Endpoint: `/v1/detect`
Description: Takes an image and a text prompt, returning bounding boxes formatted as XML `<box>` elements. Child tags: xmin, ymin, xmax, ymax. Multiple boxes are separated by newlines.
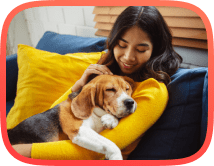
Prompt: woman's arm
<box><xmin>30</xmin><ymin>78</ymin><xmax>168</xmax><ymax>160</ymax></box>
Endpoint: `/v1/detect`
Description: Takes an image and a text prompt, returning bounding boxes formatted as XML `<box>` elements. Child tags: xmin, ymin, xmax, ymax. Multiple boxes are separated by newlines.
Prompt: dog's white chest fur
<box><xmin>82</xmin><ymin>107</ymin><xmax>106</xmax><ymax>133</ymax></box>
<box><xmin>82</xmin><ymin>107</ymin><xmax>115</xmax><ymax>133</ymax></box>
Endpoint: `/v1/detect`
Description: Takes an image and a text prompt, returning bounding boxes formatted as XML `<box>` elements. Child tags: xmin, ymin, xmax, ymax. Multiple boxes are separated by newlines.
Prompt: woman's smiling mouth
<box><xmin>122</xmin><ymin>62</ymin><xmax>135</xmax><ymax>69</ymax></box>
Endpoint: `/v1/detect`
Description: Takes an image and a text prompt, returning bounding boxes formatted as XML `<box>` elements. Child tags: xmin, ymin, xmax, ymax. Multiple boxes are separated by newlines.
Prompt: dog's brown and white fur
<box><xmin>8</xmin><ymin>75</ymin><xmax>137</xmax><ymax>160</ymax></box>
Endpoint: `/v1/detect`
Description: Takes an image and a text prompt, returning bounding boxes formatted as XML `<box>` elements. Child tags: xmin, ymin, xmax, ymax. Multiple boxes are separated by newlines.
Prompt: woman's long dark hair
<box><xmin>97</xmin><ymin>6</ymin><xmax>183</xmax><ymax>86</ymax></box>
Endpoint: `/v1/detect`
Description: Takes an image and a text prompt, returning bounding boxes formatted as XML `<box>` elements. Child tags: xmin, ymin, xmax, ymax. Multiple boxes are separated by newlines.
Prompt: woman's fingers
<box><xmin>81</xmin><ymin>64</ymin><xmax>113</xmax><ymax>86</ymax></box>
<box><xmin>85</xmin><ymin>68</ymin><xmax>105</xmax><ymax>76</ymax></box>
<box><xmin>72</xmin><ymin>64</ymin><xmax>113</xmax><ymax>92</ymax></box>
<box><xmin>88</xmin><ymin>64</ymin><xmax>113</xmax><ymax>75</ymax></box>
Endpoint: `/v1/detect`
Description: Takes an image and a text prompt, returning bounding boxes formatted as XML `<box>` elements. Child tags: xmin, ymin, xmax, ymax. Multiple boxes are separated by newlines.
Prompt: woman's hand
<box><xmin>81</xmin><ymin>64</ymin><xmax>113</xmax><ymax>84</ymax></box>
<box><xmin>72</xmin><ymin>64</ymin><xmax>113</xmax><ymax>92</ymax></box>
<box><xmin>12</xmin><ymin>144</ymin><xmax>32</xmax><ymax>158</ymax></box>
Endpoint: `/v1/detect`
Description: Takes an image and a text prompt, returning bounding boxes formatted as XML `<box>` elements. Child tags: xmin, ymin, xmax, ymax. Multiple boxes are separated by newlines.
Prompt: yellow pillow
<box><xmin>7</xmin><ymin>44</ymin><xmax>104</xmax><ymax>129</ymax></box>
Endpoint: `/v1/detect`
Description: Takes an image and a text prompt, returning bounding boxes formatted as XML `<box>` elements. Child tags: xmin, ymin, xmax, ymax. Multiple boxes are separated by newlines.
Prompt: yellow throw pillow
<box><xmin>7</xmin><ymin>44</ymin><xmax>104</xmax><ymax>129</ymax></box>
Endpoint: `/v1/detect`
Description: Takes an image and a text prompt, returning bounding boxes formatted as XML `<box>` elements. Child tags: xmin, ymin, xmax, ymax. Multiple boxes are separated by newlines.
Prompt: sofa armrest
<box><xmin>200</xmin><ymin>70</ymin><xmax>208</xmax><ymax>146</ymax></box>
<box><xmin>6</xmin><ymin>53</ymin><xmax>18</xmax><ymax>101</ymax></box>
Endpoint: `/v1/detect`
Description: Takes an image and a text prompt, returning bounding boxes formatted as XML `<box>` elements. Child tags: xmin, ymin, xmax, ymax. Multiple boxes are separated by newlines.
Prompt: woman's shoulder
<box><xmin>132</xmin><ymin>78</ymin><xmax>168</xmax><ymax>99</ymax></box>
<box><xmin>134</xmin><ymin>78</ymin><xmax>166</xmax><ymax>88</ymax></box>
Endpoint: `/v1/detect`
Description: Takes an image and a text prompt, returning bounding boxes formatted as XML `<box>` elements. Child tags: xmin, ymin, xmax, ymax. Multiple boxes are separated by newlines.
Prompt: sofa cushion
<box><xmin>201</xmin><ymin>70</ymin><xmax>208</xmax><ymax>146</ymax></box>
<box><xmin>128</xmin><ymin>67</ymin><xmax>208</xmax><ymax>160</ymax></box>
<box><xmin>36</xmin><ymin>31</ymin><xmax>107</xmax><ymax>54</ymax></box>
<box><xmin>6</xmin><ymin>53</ymin><xmax>19</xmax><ymax>116</ymax></box>
<box><xmin>7</xmin><ymin>44</ymin><xmax>104</xmax><ymax>129</ymax></box>
<box><xmin>6</xmin><ymin>100</ymin><xmax>15</xmax><ymax>116</ymax></box>
<box><xmin>6</xmin><ymin>53</ymin><xmax>18</xmax><ymax>102</ymax></box>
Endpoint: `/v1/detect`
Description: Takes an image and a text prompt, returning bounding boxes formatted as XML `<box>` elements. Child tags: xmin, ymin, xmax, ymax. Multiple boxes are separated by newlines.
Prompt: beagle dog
<box><xmin>8</xmin><ymin>75</ymin><xmax>137</xmax><ymax>160</ymax></box>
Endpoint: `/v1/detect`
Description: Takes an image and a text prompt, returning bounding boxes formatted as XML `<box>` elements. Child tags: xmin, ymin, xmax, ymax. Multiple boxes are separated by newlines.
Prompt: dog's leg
<box><xmin>72</xmin><ymin>126</ymin><xmax>123</xmax><ymax>160</ymax></box>
<box><xmin>101</xmin><ymin>114</ymin><xmax>119</xmax><ymax>129</ymax></box>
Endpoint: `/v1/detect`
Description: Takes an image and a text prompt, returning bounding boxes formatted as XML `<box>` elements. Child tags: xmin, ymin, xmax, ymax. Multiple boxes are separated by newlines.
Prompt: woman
<box><xmin>12</xmin><ymin>6</ymin><xmax>182</xmax><ymax>159</ymax></box>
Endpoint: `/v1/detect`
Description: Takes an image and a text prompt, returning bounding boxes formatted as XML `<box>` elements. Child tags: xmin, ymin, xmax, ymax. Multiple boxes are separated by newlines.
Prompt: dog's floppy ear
<box><xmin>70</xmin><ymin>84</ymin><xmax>96</xmax><ymax>119</ymax></box>
<box><xmin>122</xmin><ymin>76</ymin><xmax>135</xmax><ymax>90</ymax></box>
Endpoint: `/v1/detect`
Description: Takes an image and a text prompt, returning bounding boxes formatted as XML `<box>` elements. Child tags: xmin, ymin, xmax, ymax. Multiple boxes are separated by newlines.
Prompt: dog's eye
<box><xmin>106</xmin><ymin>88</ymin><xmax>116</xmax><ymax>92</ymax></box>
<box><xmin>126</xmin><ymin>86</ymin><xmax>130</xmax><ymax>91</ymax></box>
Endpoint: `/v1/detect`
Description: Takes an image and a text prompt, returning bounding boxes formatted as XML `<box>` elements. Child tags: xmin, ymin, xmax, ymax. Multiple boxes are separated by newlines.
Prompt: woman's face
<box><xmin>113</xmin><ymin>26</ymin><xmax>153</xmax><ymax>76</ymax></box>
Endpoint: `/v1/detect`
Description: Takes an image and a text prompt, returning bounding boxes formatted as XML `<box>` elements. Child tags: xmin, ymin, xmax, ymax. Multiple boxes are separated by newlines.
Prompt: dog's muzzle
<box><xmin>115</xmin><ymin>97</ymin><xmax>137</xmax><ymax>118</ymax></box>
<box><xmin>124</xmin><ymin>98</ymin><xmax>136</xmax><ymax>114</ymax></box>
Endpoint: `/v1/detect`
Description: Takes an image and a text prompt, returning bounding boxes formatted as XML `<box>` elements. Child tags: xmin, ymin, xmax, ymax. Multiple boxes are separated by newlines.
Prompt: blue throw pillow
<box><xmin>36</xmin><ymin>31</ymin><xmax>107</xmax><ymax>54</ymax></box>
<box><xmin>128</xmin><ymin>67</ymin><xmax>208</xmax><ymax>160</ymax></box>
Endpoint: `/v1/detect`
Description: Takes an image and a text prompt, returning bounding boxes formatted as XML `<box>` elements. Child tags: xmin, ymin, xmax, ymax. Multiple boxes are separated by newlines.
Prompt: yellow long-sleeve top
<box><xmin>29</xmin><ymin>78</ymin><xmax>168</xmax><ymax>160</ymax></box>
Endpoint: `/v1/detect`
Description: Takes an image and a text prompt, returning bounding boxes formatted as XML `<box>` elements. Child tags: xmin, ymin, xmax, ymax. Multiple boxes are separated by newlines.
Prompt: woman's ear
<box><xmin>70</xmin><ymin>84</ymin><xmax>96</xmax><ymax>119</ymax></box>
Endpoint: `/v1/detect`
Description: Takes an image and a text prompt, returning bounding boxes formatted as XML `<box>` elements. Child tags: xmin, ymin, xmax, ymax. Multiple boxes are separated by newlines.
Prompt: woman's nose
<box><xmin>124</xmin><ymin>48</ymin><xmax>136</xmax><ymax>61</ymax></box>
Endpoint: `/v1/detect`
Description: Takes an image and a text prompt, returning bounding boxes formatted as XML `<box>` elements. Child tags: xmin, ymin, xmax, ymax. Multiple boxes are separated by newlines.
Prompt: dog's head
<box><xmin>70</xmin><ymin>75</ymin><xmax>137</xmax><ymax>119</ymax></box>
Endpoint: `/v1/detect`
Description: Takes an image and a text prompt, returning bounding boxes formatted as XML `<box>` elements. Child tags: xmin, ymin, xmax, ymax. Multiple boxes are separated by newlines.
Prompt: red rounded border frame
<box><xmin>1</xmin><ymin>0</ymin><xmax>213</xmax><ymax>166</ymax></box>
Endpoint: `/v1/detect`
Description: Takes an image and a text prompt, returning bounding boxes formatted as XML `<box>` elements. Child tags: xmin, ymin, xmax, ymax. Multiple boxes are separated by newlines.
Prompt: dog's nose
<box><xmin>124</xmin><ymin>99</ymin><xmax>134</xmax><ymax>109</ymax></box>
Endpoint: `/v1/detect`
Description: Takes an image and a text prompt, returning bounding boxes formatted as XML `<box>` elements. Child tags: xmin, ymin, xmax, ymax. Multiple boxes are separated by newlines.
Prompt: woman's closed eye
<box><xmin>118</xmin><ymin>43</ymin><xmax>127</xmax><ymax>48</ymax></box>
<box><xmin>137</xmin><ymin>49</ymin><xmax>146</xmax><ymax>53</ymax></box>
<box><xmin>118</xmin><ymin>41</ymin><xmax>148</xmax><ymax>52</ymax></box>
<box><xmin>118</xmin><ymin>45</ymin><xmax>147</xmax><ymax>53</ymax></box>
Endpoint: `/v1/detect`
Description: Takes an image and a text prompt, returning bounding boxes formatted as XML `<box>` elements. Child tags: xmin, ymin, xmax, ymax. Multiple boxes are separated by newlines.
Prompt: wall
<box><xmin>7</xmin><ymin>6</ymin><xmax>97</xmax><ymax>55</ymax></box>
<box><xmin>6</xmin><ymin>10</ymin><xmax>32</xmax><ymax>56</ymax></box>
<box><xmin>23</xmin><ymin>6</ymin><xmax>97</xmax><ymax>47</ymax></box>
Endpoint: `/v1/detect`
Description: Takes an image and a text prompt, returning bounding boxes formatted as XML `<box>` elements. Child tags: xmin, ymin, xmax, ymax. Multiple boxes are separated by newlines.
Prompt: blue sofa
<box><xmin>6</xmin><ymin>31</ymin><xmax>208</xmax><ymax>160</ymax></box>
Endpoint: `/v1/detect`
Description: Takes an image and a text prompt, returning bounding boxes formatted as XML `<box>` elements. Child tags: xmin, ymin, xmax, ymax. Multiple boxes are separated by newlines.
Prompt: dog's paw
<box><xmin>105</xmin><ymin>146</ymin><xmax>123</xmax><ymax>160</ymax></box>
<box><xmin>107</xmin><ymin>153</ymin><xmax>123</xmax><ymax>160</ymax></box>
<box><xmin>101</xmin><ymin>114</ymin><xmax>119</xmax><ymax>129</ymax></box>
